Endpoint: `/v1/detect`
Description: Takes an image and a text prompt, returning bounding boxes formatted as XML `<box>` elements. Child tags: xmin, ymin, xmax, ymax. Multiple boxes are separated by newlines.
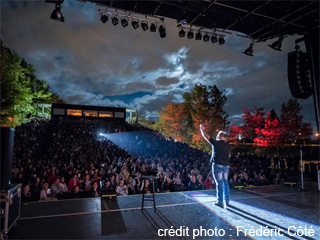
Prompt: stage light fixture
<box><xmin>121</xmin><ymin>18</ymin><xmax>128</xmax><ymax>27</ymax></box>
<box><xmin>141</xmin><ymin>21</ymin><xmax>148</xmax><ymax>31</ymax></box>
<box><xmin>132</xmin><ymin>19</ymin><xmax>139</xmax><ymax>29</ymax></box>
<box><xmin>179</xmin><ymin>29</ymin><xmax>185</xmax><ymax>38</ymax></box>
<box><xmin>218</xmin><ymin>36</ymin><xmax>225</xmax><ymax>45</ymax></box>
<box><xmin>196</xmin><ymin>32</ymin><xmax>202</xmax><ymax>41</ymax></box>
<box><xmin>268</xmin><ymin>36</ymin><xmax>285</xmax><ymax>51</ymax></box>
<box><xmin>100</xmin><ymin>14</ymin><xmax>108</xmax><ymax>23</ymax></box>
<box><xmin>159</xmin><ymin>25</ymin><xmax>166</xmax><ymax>38</ymax></box>
<box><xmin>203</xmin><ymin>33</ymin><xmax>210</xmax><ymax>42</ymax></box>
<box><xmin>187</xmin><ymin>31</ymin><xmax>194</xmax><ymax>39</ymax></box>
<box><xmin>211</xmin><ymin>35</ymin><xmax>217</xmax><ymax>43</ymax></box>
<box><xmin>242</xmin><ymin>43</ymin><xmax>254</xmax><ymax>56</ymax></box>
<box><xmin>50</xmin><ymin>3</ymin><xmax>64</xmax><ymax>22</ymax></box>
<box><xmin>150</xmin><ymin>22</ymin><xmax>157</xmax><ymax>32</ymax></box>
<box><xmin>112</xmin><ymin>16</ymin><xmax>119</xmax><ymax>26</ymax></box>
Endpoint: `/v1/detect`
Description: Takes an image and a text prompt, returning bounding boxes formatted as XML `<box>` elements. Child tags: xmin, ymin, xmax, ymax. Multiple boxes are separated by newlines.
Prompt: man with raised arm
<box><xmin>200</xmin><ymin>124</ymin><xmax>232</xmax><ymax>208</ymax></box>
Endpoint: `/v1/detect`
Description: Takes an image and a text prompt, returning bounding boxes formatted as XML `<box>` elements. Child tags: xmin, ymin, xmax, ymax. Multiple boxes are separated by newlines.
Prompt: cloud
<box><xmin>155</xmin><ymin>77</ymin><xmax>180</xmax><ymax>86</ymax></box>
<box><xmin>1</xmin><ymin>0</ymin><xmax>315</xmax><ymax>129</ymax></box>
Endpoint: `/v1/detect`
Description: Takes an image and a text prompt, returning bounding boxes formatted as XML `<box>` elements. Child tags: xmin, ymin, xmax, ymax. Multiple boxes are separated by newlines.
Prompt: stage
<box><xmin>9</xmin><ymin>185</ymin><xmax>320</xmax><ymax>239</ymax></box>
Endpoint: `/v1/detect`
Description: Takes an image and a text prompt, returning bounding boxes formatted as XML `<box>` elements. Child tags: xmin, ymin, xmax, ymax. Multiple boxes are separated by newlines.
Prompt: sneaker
<box><xmin>214</xmin><ymin>201</ymin><xmax>224</xmax><ymax>208</ymax></box>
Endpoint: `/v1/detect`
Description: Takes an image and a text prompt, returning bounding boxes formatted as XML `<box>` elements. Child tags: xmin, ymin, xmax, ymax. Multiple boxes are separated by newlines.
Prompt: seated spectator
<box><xmin>59</xmin><ymin>177</ymin><xmax>69</xmax><ymax>193</ymax></box>
<box><xmin>197</xmin><ymin>175</ymin><xmax>204</xmax><ymax>190</ymax></box>
<box><xmin>47</xmin><ymin>171</ymin><xmax>57</xmax><ymax>186</ymax></box>
<box><xmin>204</xmin><ymin>175</ymin><xmax>216</xmax><ymax>190</ymax></box>
<box><xmin>81</xmin><ymin>174</ymin><xmax>92</xmax><ymax>197</ymax></box>
<box><xmin>51</xmin><ymin>178</ymin><xmax>63</xmax><ymax>199</ymax></box>
<box><xmin>273</xmin><ymin>172</ymin><xmax>283</xmax><ymax>185</ymax></box>
<box><xmin>22</xmin><ymin>184</ymin><xmax>34</xmax><ymax>202</ymax></box>
<box><xmin>242</xmin><ymin>173</ymin><xmax>254</xmax><ymax>187</ymax></box>
<box><xmin>31</xmin><ymin>177</ymin><xmax>42</xmax><ymax>201</ymax></box>
<box><xmin>71</xmin><ymin>186</ymin><xmax>83</xmax><ymax>199</ymax></box>
<box><xmin>68</xmin><ymin>174</ymin><xmax>79</xmax><ymax>192</ymax></box>
<box><xmin>162</xmin><ymin>176</ymin><xmax>173</xmax><ymax>192</ymax></box>
<box><xmin>128</xmin><ymin>179</ymin><xmax>138</xmax><ymax>195</ymax></box>
<box><xmin>110</xmin><ymin>175</ymin><xmax>118</xmax><ymax>190</ymax></box>
<box><xmin>188</xmin><ymin>175</ymin><xmax>202</xmax><ymax>191</ymax></box>
<box><xmin>156</xmin><ymin>172</ymin><xmax>164</xmax><ymax>190</ymax></box>
<box><xmin>119</xmin><ymin>166</ymin><xmax>130</xmax><ymax>183</ymax></box>
<box><xmin>89</xmin><ymin>182</ymin><xmax>101</xmax><ymax>197</ymax></box>
<box><xmin>116</xmin><ymin>179</ymin><xmax>128</xmax><ymax>196</ymax></box>
<box><xmin>256</xmin><ymin>175</ymin><xmax>270</xmax><ymax>186</ymax></box>
<box><xmin>172</xmin><ymin>172</ymin><xmax>187</xmax><ymax>192</ymax></box>
<box><xmin>40</xmin><ymin>183</ymin><xmax>53</xmax><ymax>201</ymax></box>
<box><xmin>229</xmin><ymin>173</ymin><xmax>243</xmax><ymax>189</ymax></box>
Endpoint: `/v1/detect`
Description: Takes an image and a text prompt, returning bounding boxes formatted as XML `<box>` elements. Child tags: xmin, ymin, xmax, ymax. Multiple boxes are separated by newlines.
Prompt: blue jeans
<box><xmin>212</xmin><ymin>163</ymin><xmax>230</xmax><ymax>204</ymax></box>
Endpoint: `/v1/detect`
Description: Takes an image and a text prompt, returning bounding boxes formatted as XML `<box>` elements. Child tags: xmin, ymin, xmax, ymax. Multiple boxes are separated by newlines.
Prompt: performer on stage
<box><xmin>200</xmin><ymin>124</ymin><xmax>232</xmax><ymax>208</ymax></box>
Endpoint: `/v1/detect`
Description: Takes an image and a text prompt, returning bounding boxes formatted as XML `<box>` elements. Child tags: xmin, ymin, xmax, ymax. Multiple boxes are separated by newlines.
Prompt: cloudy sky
<box><xmin>1</xmin><ymin>0</ymin><xmax>315</xmax><ymax>128</ymax></box>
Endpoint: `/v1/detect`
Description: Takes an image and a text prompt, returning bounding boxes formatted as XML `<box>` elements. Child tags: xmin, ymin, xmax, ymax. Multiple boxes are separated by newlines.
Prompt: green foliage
<box><xmin>154</xmin><ymin>84</ymin><xmax>228</xmax><ymax>151</ymax></box>
<box><xmin>0</xmin><ymin>40</ymin><xmax>64</xmax><ymax>127</ymax></box>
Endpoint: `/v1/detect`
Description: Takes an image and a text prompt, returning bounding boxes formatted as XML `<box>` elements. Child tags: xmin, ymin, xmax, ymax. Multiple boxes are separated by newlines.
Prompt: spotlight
<box><xmin>195</xmin><ymin>32</ymin><xmax>202</xmax><ymax>40</ymax></box>
<box><xmin>187</xmin><ymin>31</ymin><xmax>194</xmax><ymax>39</ymax></box>
<box><xmin>141</xmin><ymin>21</ymin><xmax>148</xmax><ymax>31</ymax></box>
<box><xmin>50</xmin><ymin>4</ymin><xmax>64</xmax><ymax>22</ymax></box>
<box><xmin>99</xmin><ymin>133</ymin><xmax>103</xmax><ymax>136</ymax></box>
<box><xmin>150</xmin><ymin>22</ymin><xmax>157</xmax><ymax>32</ymax></box>
<box><xmin>211</xmin><ymin>35</ymin><xmax>217</xmax><ymax>43</ymax></box>
<box><xmin>132</xmin><ymin>19</ymin><xmax>139</xmax><ymax>29</ymax></box>
<box><xmin>218</xmin><ymin>36</ymin><xmax>225</xmax><ymax>45</ymax></box>
<box><xmin>112</xmin><ymin>16</ymin><xmax>119</xmax><ymax>26</ymax></box>
<box><xmin>179</xmin><ymin>29</ymin><xmax>185</xmax><ymax>38</ymax></box>
<box><xmin>159</xmin><ymin>25</ymin><xmax>166</xmax><ymax>38</ymax></box>
<box><xmin>100</xmin><ymin>14</ymin><xmax>108</xmax><ymax>23</ymax></box>
<box><xmin>121</xmin><ymin>18</ymin><xmax>128</xmax><ymax>27</ymax></box>
<box><xmin>203</xmin><ymin>33</ymin><xmax>210</xmax><ymax>42</ymax></box>
<box><xmin>242</xmin><ymin>43</ymin><xmax>254</xmax><ymax>56</ymax></box>
<box><xmin>268</xmin><ymin>36</ymin><xmax>285</xmax><ymax>51</ymax></box>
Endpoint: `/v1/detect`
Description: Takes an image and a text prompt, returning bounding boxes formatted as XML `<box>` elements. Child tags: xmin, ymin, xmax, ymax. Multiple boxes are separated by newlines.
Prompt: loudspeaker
<box><xmin>0</xmin><ymin>127</ymin><xmax>15</xmax><ymax>191</ymax></box>
<box><xmin>287</xmin><ymin>50</ymin><xmax>313</xmax><ymax>99</ymax></box>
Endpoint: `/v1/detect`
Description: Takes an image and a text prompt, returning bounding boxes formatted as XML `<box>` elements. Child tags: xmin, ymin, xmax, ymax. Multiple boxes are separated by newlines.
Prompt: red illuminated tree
<box><xmin>254</xmin><ymin>109</ymin><xmax>283</xmax><ymax>148</ymax></box>
<box><xmin>241</xmin><ymin>106</ymin><xmax>265</xmax><ymax>140</ymax></box>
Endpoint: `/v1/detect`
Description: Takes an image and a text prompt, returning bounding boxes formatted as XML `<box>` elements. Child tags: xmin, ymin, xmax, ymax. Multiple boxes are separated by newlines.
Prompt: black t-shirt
<box><xmin>209</xmin><ymin>138</ymin><xmax>232</xmax><ymax>165</ymax></box>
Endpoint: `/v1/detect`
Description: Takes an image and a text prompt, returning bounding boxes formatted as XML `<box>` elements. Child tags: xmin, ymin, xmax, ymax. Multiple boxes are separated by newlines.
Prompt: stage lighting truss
<box><xmin>98</xmin><ymin>8</ymin><xmax>165</xmax><ymax>37</ymax></box>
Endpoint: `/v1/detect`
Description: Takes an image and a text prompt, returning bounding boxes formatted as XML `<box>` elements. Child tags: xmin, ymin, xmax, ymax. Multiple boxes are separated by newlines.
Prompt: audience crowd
<box><xmin>12</xmin><ymin>118</ymin><xmax>297</xmax><ymax>203</ymax></box>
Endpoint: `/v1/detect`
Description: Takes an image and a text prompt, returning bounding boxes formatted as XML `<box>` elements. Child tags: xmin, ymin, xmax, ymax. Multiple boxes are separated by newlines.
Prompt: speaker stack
<box><xmin>0</xmin><ymin>127</ymin><xmax>15</xmax><ymax>191</ymax></box>
<box><xmin>287</xmin><ymin>50</ymin><xmax>313</xmax><ymax>99</ymax></box>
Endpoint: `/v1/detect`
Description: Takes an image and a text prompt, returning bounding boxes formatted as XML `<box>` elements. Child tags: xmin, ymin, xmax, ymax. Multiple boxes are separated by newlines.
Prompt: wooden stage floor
<box><xmin>8</xmin><ymin>185</ymin><xmax>320</xmax><ymax>239</ymax></box>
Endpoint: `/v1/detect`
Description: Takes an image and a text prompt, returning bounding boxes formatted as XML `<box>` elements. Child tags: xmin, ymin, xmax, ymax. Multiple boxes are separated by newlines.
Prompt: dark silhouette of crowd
<box><xmin>12</xmin><ymin>118</ymin><xmax>295</xmax><ymax>203</ymax></box>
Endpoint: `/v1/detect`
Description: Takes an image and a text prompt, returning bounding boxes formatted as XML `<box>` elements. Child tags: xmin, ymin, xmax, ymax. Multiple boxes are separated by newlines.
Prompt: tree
<box><xmin>153</xmin><ymin>103</ymin><xmax>188</xmax><ymax>142</ymax></box>
<box><xmin>254</xmin><ymin>109</ymin><xmax>283</xmax><ymax>149</ymax></box>
<box><xmin>1</xmin><ymin>41</ymin><xmax>32</xmax><ymax>127</ymax></box>
<box><xmin>242</xmin><ymin>106</ymin><xmax>265</xmax><ymax>141</ymax></box>
<box><xmin>280</xmin><ymin>98</ymin><xmax>313</xmax><ymax>143</ymax></box>
<box><xmin>1</xmin><ymin>41</ymin><xmax>64</xmax><ymax>127</ymax></box>
<box><xmin>229</xmin><ymin>124</ymin><xmax>243</xmax><ymax>142</ymax></box>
